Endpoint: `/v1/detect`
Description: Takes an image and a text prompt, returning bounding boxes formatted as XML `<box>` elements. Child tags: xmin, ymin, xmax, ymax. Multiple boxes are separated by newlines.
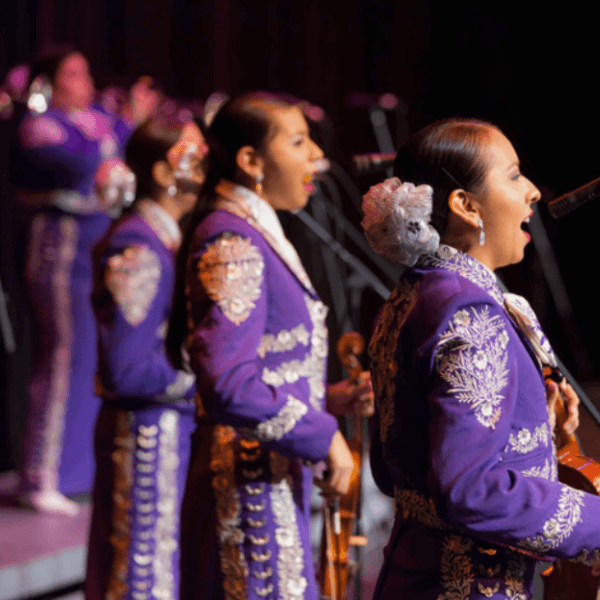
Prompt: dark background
<box><xmin>2</xmin><ymin>1</ymin><xmax>600</xmax><ymax>469</ymax></box>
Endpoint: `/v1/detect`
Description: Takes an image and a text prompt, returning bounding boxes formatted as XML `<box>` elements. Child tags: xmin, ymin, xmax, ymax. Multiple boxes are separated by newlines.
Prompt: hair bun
<box><xmin>361</xmin><ymin>177</ymin><xmax>439</xmax><ymax>267</ymax></box>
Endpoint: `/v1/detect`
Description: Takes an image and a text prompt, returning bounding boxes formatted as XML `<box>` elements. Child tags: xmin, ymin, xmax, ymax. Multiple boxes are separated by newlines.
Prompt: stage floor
<box><xmin>0</xmin><ymin>472</ymin><xmax>90</xmax><ymax>600</ymax></box>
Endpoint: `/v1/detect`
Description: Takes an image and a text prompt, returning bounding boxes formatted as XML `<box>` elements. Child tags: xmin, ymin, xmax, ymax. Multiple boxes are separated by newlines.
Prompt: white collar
<box><xmin>137</xmin><ymin>199</ymin><xmax>181</xmax><ymax>251</ymax></box>
<box><xmin>215</xmin><ymin>180</ymin><xmax>315</xmax><ymax>293</ymax></box>
<box><xmin>215</xmin><ymin>180</ymin><xmax>288</xmax><ymax>245</ymax></box>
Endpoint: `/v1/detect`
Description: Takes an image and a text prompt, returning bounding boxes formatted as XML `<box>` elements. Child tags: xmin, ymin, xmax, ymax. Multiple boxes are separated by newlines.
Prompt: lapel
<box><xmin>214</xmin><ymin>181</ymin><xmax>316</xmax><ymax>295</ymax></box>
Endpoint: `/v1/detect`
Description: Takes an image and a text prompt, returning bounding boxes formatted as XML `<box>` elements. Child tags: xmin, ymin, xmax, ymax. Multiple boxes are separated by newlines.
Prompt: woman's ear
<box><xmin>235</xmin><ymin>145</ymin><xmax>264</xmax><ymax>180</ymax></box>
<box><xmin>152</xmin><ymin>160</ymin><xmax>175</xmax><ymax>189</ymax></box>
<box><xmin>448</xmin><ymin>189</ymin><xmax>481</xmax><ymax>229</ymax></box>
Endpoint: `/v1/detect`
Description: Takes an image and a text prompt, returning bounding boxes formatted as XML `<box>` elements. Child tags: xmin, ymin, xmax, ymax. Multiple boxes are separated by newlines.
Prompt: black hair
<box><xmin>125</xmin><ymin>120</ymin><xmax>181</xmax><ymax>200</ymax></box>
<box><xmin>393</xmin><ymin>118</ymin><xmax>496</xmax><ymax>236</ymax></box>
<box><xmin>166</xmin><ymin>92</ymin><xmax>292</xmax><ymax>369</ymax></box>
<box><xmin>30</xmin><ymin>44</ymin><xmax>80</xmax><ymax>86</ymax></box>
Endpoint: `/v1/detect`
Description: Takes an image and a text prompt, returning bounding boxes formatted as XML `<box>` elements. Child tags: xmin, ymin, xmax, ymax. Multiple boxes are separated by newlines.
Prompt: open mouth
<box><xmin>303</xmin><ymin>174</ymin><xmax>315</xmax><ymax>193</ymax></box>
<box><xmin>520</xmin><ymin>214</ymin><xmax>532</xmax><ymax>238</ymax></box>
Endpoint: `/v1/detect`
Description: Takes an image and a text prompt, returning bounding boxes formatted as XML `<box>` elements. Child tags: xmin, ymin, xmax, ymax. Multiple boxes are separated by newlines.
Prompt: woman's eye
<box><xmin>511</xmin><ymin>172</ymin><xmax>521</xmax><ymax>181</ymax></box>
<box><xmin>292</xmin><ymin>136</ymin><xmax>305</xmax><ymax>147</ymax></box>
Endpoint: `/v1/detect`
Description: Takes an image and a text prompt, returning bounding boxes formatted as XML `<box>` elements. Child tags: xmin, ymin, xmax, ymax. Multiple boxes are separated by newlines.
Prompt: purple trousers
<box><xmin>19</xmin><ymin>210</ymin><xmax>111</xmax><ymax>495</ymax></box>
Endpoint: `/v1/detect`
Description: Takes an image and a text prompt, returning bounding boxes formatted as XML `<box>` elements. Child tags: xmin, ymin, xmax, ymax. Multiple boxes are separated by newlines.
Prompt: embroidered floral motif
<box><xmin>152</xmin><ymin>411</ymin><xmax>179</xmax><ymax>600</ymax></box>
<box><xmin>106</xmin><ymin>245</ymin><xmax>162</xmax><ymax>326</ymax></box>
<box><xmin>107</xmin><ymin>411</ymin><xmax>135</xmax><ymax>600</ymax></box>
<box><xmin>476</xmin><ymin>582</ymin><xmax>499</xmax><ymax>597</ymax></box>
<box><xmin>505</xmin><ymin>555</ymin><xmax>527</xmax><ymax>600</ymax></box>
<box><xmin>368</xmin><ymin>279</ymin><xmax>418</xmax><ymax>443</ymax></box>
<box><xmin>197</xmin><ymin>233</ymin><xmax>264</xmax><ymax>326</ymax></box>
<box><xmin>571</xmin><ymin>548</ymin><xmax>600</xmax><ymax>566</ymax></box>
<box><xmin>518</xmin><ymin>485</ymin><xmax>584</xmax><ymax>553</ymax></box>
<box><xmin>419</xmin><ymin>245</ymin><xmax>505</xmax><ymax>306</ymax></box>
<box><xmin>506</xmin><ymin>423</ymin><xmax>549</xmax><ymax>455</ymax></box>
<box><xmin>261</xmin><ymin>295</ymin><xmax>328</xmax><ymax>412</ymax></box>
<box><xmin>257</xmin><ymin>324</ymin><xmax>310</xmax><ymax>359</ymax></box>
<box><xmin>394</xmin><ymin>488</ymin><xmax>446</xmax><ymax>530</ymax></box>
<box><xmin>437</xmin><ymin>534</ymin><xmax>474</xmax><ymax>600</ymax></box>
<box><xmin>306</xmin><ymin>296</ymin><xmax>328</xmax><ymax>411</ymax></box>
<box><xmin>239</xmin><ymin>396</ymin><xmax>307</xmax><ymax>442</ymax></box>
<box><xmin>435</xmin><ymin>306</ymin><xmax>510</xmax><ymax>429</ymax></box>
<box><xmin>155</xmin><ymin>370</ymin><xmax>195</xmax><ymax>402</ymax></box>
<box><xmin>521</xmin><ymin>459</ymin><xmax>552</xmax><ymax>480</ymax></box>
<box><xmin>271</xmin><ymin>479</ymin><xmax>307</xmax><ymax>599</ymax></box>
<box><xmin>210</xmin><ymin>425</ymin><xmax>248</xmax><ymax>599</ymax></box>
<box><xmin>214</xmin><ymin>180</ymin><xmax>315</xmax><ymax>293</ymax></box>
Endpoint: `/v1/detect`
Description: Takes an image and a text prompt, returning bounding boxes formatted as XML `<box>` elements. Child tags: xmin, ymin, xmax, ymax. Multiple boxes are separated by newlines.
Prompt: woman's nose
<box><xmin>311</xmin><ymin>139</ymin><xmax>324</xmax><ymax>161</ymax></box>
<box><xmin>527</xmin><ymin>178</ymin><xmax>541</xmax><ymax>204</ymax></box>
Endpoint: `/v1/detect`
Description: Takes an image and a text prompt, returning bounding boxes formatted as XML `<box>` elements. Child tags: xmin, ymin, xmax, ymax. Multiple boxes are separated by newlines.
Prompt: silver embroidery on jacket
<box><xmin>211</xmin><ymin>425</ymin><xmax>248</xmax><ymax>599</ymax></box>
<box><xmin>506</xmin><ymin>423</ymin><xmax>549</xmax><ymax>455</ymax></box>
<box><xmin>394</xmin><ymin>488</ymin><xmax>446</xmax><ymax>529</ymax></box>
<box><xmin>435</xmin><ymin>306</ymin><xmax>510</xmax><ymax>430</ymax></box>
<box><xmin>504</xmin><ymin>555</ymin><xmax>528</xmax><ymax>600</ymax></box>
<box><xmin>518</xmin><ymin>485</ymin><xmax>584</xmax><ymax>553</ymax></box>
<box><xmin>271</xmin><ymin>479</ymin><xmax>307</xmax><ymax>599</ymax></box>
<box><xmin>155</xmin><ymin>370</ymin><xmax>195</xmax><ymax>402</ymax></box>
<box><xmin>571</xmin><ymin>548</ymin><xmax>600</xmax><ymax>566</ymax></box>
<box><xmin>369</xmin><ymin>279</ymin><xmax>418</xmax><ymax>443</ymax></box>
<box><xmin>260</xmin><ymin>295</ymin><xmax>328</xmax><ymax>411</ymax></box>
<box><xmin>153</xmin><ymin>411</ymin><xmax>179</xmax><ymax>600</ymax></box>
<box><xmin>238</xmin><ymin>396</ymin><xmax>307</xmax><ymax>442</ymax></box>
<box><xmin>106</xmin><ymin>245</ymin><xmax>162</xmax><ymax>326</ymax></box>
<box><xmin>521</xmin><ymin>459</ymin><xmax>552</xmax><ymax>480</ymax></box>
<box><xmin>197</xmin><ymin>233</ymin><xmax>264</xmax><ymax>326</ymax></box>
<box><xmin>257</xmin><ymin>324</ymin><xmax>310</xmax><ymax>359</ymax></box>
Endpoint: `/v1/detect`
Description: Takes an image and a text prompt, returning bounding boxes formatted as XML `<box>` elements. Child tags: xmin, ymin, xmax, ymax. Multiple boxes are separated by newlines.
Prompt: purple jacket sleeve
<box><xmin>426</xmin><ymin>297</ymin><xmax>600</xmax><ymax>562</ymax></box>
<box><xmin>97</xmin><ymin>227</ymin><xmax>195</xmax><ymax>406</ymax></box>
<box><xmin>186</xmin><ymin>222</ymin><xmax>338</xmax><ymax>464</ymax></box>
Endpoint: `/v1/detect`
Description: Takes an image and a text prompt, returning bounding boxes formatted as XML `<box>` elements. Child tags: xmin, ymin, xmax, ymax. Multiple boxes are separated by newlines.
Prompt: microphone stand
<box><xmin>0</xmin><ymin>274</ymin><xmax>15</xmax><ymax>354</ymax></box>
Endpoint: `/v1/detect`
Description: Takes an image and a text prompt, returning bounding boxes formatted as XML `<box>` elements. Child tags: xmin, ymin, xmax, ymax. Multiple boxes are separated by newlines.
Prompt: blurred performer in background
<box><xmin>167</xmin><ymin>92</ymin><xmax>373</xmax><ymax>600</ymax></box>
<box><xmin>11</xmin><ymin>45</ymin><xmax>157</xmax><ymax>514</ymax></box>
<box><xmin>85</xmin><ymin>118</ymin><xmax>207</xmax><ymax>600</ymax></box>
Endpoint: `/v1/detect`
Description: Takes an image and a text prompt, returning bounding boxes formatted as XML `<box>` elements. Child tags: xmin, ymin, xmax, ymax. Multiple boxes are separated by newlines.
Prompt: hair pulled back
<box><xmin>393</xmin><ymin>118</ymin><xmax>495</xmax><ymax>236</ymax></box>
<box><xmin>30</xmin><ymin>44</ymin><xmax>80</xmax><ymax>86</ymax></box>
<box><xmin>125</xmin><ymin>120</ymin><xmax>182</xmax><ymax>200</ymax></box>
<box><xmin>166</xmin><ymin>91</ymin><xmax>292</xmax><ymax>369</ymax></box>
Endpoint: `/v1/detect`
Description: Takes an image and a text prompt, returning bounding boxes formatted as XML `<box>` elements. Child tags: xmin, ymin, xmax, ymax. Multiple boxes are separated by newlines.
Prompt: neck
<box><xmin>154</xmin><ymin>191</ymin><xmax>184</xmax><ymax>223</ymax></box>
<box><xmin>441</xmin><ymin>233</ymin><xmax>496</xmax><ymax>271</ymax></box>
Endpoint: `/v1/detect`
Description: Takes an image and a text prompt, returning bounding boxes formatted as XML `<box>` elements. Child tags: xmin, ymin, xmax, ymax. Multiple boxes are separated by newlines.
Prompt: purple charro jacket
<box><xmin>180</xmin><ymin>181</ymin><xmax>339</xmax><ymax>600</ymax></box>
<box><xmin>369</xmin><ymin>244</ymin><xmax>600</xmax><ymax>599</ymax></box>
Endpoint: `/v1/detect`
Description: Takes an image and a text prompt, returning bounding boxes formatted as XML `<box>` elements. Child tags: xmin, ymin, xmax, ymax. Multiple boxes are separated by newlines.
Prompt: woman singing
<box><xmin>363</xmin><ymin>118</ymin><xmax>600</xmax><ymax>599</ymax></box>
<box><xmin>84</xmin><ymin>118</ymin><xmax>206</xmax><ymax>600</ymax></box>
<box><xmin>12</xmin><ymin>46</ymin><xmax>156</xmax><ymax>514</ymax></box>
<box><xmin>167</xmin><ymin>92</ymin><xmax>372</xmax><ymax>600</ymax></box>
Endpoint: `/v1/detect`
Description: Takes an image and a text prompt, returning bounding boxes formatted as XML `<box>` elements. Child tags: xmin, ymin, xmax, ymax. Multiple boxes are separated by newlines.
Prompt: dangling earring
<box><xmin>167</xmin><ymin>184</ymin><xmax>177</xmax><ymax>197</ymax></box>
<box><xmin>255</xmin><ymin>173</ymin><xmax>264</xmax><ymax>195</ymax></box>
<box><xmin>478</xmin><ymin>218</ymin><xmax>485</xmax><ymax>246</ymax></box>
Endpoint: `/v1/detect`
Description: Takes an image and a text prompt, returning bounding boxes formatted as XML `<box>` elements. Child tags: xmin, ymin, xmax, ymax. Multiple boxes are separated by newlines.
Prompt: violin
<box><xmin>318</xmin><ymin>332</ymin><xmax>368</xmax><ymax>600</ymax></box>
<box><xmin>542</xmin><ymin>366</ymin><xmax>600</xmax><ymax>600</ymax></box>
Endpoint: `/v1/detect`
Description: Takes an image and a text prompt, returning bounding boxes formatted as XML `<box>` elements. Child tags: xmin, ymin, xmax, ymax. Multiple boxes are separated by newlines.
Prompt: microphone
<box><xmin>352</xmin><ymin>152</ymin><xmax>397</xmax><ymax>175</ymax></box>
<box><xmin>546</xmin><ymin>176</ymin><xmax>600</xmax><ymax>219</ymax></box>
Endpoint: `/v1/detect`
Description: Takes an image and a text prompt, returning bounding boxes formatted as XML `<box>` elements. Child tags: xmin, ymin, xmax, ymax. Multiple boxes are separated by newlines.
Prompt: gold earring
<box><xmin>255</xmin><ymin>173</ymin><xmax>263</xmax><ymax>195</ymax></box>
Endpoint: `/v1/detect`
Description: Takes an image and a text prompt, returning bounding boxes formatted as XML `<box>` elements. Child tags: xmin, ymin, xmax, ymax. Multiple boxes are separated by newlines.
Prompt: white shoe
<box><xmin>18</xmin><ymin>490</ymin><xmax>80</xmax><ymax>516</ymax></box>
